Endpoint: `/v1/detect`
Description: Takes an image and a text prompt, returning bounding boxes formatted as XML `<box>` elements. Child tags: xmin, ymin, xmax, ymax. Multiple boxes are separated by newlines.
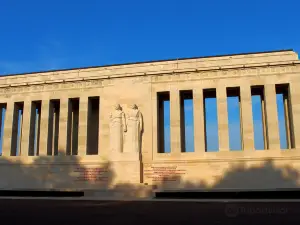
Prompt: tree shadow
<box><xmin>155</xmin><ymin>159</ymin><xmax>300</xmax><ymax>191</ymax></box>
<box><xmin>0</xmin><ymin>150</ymin><xmax>115</xmax><ymax>191</ymax></box>
<box><xmin>1</xmin><ymin>153</ymin><xmax>300</xmax><ymax>198</ymax></box>
<box><xmin>0</xmin><ymin>149</ymin><xmax>151</xmax><ymax>198</ymax></box>
<box><xmin>31</xmin><ymin>150</ymin><xmax>115</xmax><ymax>190</ymax></box>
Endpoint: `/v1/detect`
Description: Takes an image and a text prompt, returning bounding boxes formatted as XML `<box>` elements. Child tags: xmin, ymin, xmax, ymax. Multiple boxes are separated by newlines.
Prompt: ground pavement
<box><xmin>1</xmin><ymin>199</ymin><xmax>300</xmax><ymax>225</ymax></box>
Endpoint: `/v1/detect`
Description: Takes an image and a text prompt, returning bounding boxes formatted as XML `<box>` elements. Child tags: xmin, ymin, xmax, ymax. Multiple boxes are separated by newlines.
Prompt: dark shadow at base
<box><xmin>0</xmin><ymin>190</ymin><xmax>84</xmax><ymax>197</ymax></box>
<box><xmin>155</xmin><ymin>189</ymin><xmax>300</xmax><ymax>199</ymax></box>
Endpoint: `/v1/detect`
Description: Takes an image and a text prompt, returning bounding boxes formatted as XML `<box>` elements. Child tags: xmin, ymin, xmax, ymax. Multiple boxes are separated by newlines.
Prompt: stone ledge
<box><xmin>0</xmin><ymin>49</ymin><xmax>296</xmax><ymax>78</ymax></box>
<box><xmin>84</xmin><ymin>186</ymin><xmax>155</xmax><ymax>199</ymax></box>
<box><xmin>0</xmin><ymin>63</ymin><xmax>298</xmax><ymax>93</ymax></box>
<box><xmin>0</xmin><ymin>57</ymin><xmax>298</xmax><ymax>87</ymax></box>
<box><xmin>152</xmin><ymin>149</ymin><xmax>300</xmax><ymax>162</ymax></box>
<box><xmin>2</xmin><ymin>149</ymin><xmax>300</xmax><ymax>164</ymax></box>
<box><xmin>1</xmin><ymin>197</ymin><xmax>300</xmax><ymax>202</ymax></box>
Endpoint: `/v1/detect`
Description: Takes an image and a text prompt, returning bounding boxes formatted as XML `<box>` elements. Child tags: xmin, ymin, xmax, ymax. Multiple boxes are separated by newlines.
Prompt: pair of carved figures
<box><xmin>109</xmin><ymin>104</ymin><xmax>143</xmax><ymax>153</ymax></box>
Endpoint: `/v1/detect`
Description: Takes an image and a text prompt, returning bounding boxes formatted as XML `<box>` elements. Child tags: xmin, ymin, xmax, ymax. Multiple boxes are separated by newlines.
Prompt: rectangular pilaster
<box><xmin>152</xmin><ymin>91</ymin><xmax>159</xmax><ymax>156</ymax></box>
<box><xmin>240</xmin><ymin>85</ymin><xmax>255</xmax><ymax>151</ymax></box>
<box><xmin>289</xmin><ymin>82</ymin><xmax>300</xmax><ymax>148</ymax></box>
<box><xmin>39</xmin><ymin>100</ymin><xmax>50</xmax><ymax>155</ymax></box>
<box><xmin>193</xmin><ymin>88</ymin><xmax>205</xmax><ymax>153</ymax></box>
<box><xmin>2</xmin><ymin>102</ymin><xmax>14</xmax><ymax>156</ymax></box>
<box><xmin>264</xmin><ymin>84</ymin><xmax>280</xmax><ymax>149</ymax></box>
<box><xmin>21</xmin><ymin>101</ymin><xmax>33</xmax><ymax>156</ymax></box>
<box><xmin>284</xmin><ymin>97</ymin><xmax>292</xmax><ymax>148</ymax></box>
<box><xmin>0</xmin><ymin>107</ymin><xmax>3</xmax><ymax>147</ymax></box>
<box><xmin>97</xmin><ymin>97</ymin><xmax>101</xmax><ymax>155</ymax></box>
<box><xmin>78</xmin><ymin>97</ymin><xmax>88</xmax><ymax>156</ymax></box>
<box><xmin>98</xmin><ymin>97</ymin><xmax>107</xmax><ymax>156</ymax></box>
<box><xmin>170</xmin><ymin>89</ymin><xmax>181</xmax><ymax>155</ymax></box>
<box><xmin>58</xmin><ymin>98</ymin><xmax>69</xmax><ymax>154</ymax></box>
<box><xmin>217</xmin><ymin>86</ymin><xmax>229</xmax><ymax>151</ymax></box>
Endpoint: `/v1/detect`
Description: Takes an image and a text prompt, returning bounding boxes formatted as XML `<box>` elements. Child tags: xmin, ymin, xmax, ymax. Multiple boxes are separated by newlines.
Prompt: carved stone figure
<box><xmin>126</xmin><ymin>104</ymin><xmax>143</xmax><ymax>153</ymax></box>
<box><xmin>109</xmin><ymin>104</ymin><xmax>127</xmax><ymax>153</ymax></box>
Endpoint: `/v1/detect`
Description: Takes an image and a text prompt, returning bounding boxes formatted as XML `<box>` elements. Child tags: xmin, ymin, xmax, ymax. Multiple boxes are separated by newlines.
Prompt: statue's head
<box><xmin>114</xmin><ymin>104</ymin><xmax>121</xmax><ymax>110</ymax></box>
<box><xmin>130</xmin><ymin>104</ymin><xmax>138</xmax><ymax>109</ymax></box>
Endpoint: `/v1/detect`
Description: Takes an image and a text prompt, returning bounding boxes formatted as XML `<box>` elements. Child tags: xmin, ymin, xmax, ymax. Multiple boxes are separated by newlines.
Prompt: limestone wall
<box><xmin>0</xmin><ymin>50</ymin><xmax>300</xmax><ymax>196</ymax></box>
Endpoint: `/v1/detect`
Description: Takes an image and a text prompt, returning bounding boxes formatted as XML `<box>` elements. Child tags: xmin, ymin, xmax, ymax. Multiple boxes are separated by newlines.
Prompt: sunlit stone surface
<box><xmin>0</xmin><ymin>49</ymin><xmax>300</xmax><ymax>198</ymax></box>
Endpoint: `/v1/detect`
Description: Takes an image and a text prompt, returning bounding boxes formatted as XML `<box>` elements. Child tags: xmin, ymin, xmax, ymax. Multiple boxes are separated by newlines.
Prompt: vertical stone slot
<box><xmin>226</xmin><ymin>87</ymin><xmax>242</xmax><ymax>151</ymax></box>
<box><xmin>0</xmin><ymin>103</ymin><xmax>7</xmax><ymax>155</ymax></box>
<box><xmin>203</xmin><ymin>88</ymin><xmax>219</xmax><ymax>152</ymax></box>
<box><xmin>276</xmin><ymin>83</ymin><xmax>295</xmax><ymax>149</ymax></box>
<box><xmin>179</xmin><ymin>90</ymin><xmax>194</xmax><ymax>152</ymax></box>
<box><xmin>251</xmin><ymin>86</ymin><xmax>267</xmax><ymax>150</ymax></box>
<box><xmin>157</xmin><ymin>92</ymin><xmax>170</xmax><ymax>153</ymax></box>
<box><xmin>87</xmin><ymin>96</ymin><xmax>100</xmax><ymax>155</ymax></box>
<box><xmin>28</xmin><ymin>101</ymin><xmax>42</xmax><ymax>156</ymax></box>
<box><xmin>11</xmin><ymin>102</ymin><xmax>24</xmax><ymax>156</ymax></box>
<box><xmin>66</xmin><ymin>98</ymin><xmax>79</xmax><ymax>155</ymax></box>
<box><xmin>48</xmin><ymin>100</ymin><xmax>60</xmax><ymax>155</ymax></box>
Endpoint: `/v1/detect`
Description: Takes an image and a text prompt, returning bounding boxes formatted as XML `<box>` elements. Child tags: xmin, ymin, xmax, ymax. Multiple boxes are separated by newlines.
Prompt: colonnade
<box><xmin>0</xmin><ymin>82</ymin><xmax>300</xmax><ymax>157</ymax></box>
<box><xmin>156</xmin><ymin>83</ymin><xmax>300</xmax><ymax>153</ymax></box>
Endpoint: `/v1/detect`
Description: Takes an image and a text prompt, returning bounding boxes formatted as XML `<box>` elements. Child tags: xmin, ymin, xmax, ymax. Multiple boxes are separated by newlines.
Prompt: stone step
<box><xmin>84</xmin><ymin>185</ymin><xmax>155</xmax><ymax>199</ymax></box>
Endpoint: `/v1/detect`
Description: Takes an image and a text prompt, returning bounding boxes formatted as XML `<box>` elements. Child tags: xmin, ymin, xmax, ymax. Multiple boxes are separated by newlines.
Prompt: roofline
<box><xmin>0</xmin><ymin>49</ymin><xmax>294</xmax><ymax>77</ymax></box>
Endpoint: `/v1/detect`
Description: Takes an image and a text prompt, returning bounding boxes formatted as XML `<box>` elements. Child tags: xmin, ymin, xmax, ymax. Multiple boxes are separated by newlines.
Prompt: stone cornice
<box><xmin>151</xmin><ymin>61</ymin><xmax>300</xmax><ymax>83</ymax></box>
<box><xmin>0</xmin><ymin>49</ymin><xmax>298</xmax><ymax>84</ymax></box>
<box><xmin>0</xmin><ymin>62</ymin><xmax>299</xmax><ymax>96</ymax></box>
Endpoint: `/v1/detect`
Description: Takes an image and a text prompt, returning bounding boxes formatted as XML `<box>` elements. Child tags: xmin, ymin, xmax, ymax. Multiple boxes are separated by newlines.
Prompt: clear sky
<box><xmin>0</xmin><ymin>0</ymin><xmax>299</xmax><ymax>154</ymax></box>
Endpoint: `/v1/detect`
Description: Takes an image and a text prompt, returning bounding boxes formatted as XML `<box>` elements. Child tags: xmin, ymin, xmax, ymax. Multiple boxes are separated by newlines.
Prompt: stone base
<box><xmin>84</xmin><ymin>184</ymin><xmax>154</xmax><ymax>199</ymax></box>
<box><xmin>110</xmin><ymin>160</ymin><xmax>142</xmax><ymax>185</ymax></box>
<box><xmin>0</xmin><ymin>156</ymin><xmax>142</xmax><ymax>191</ymax></box>
<box><xmin>108</xmin><ymin>151</ymin><xmax>140</xmax><ymax>162</ymax></box>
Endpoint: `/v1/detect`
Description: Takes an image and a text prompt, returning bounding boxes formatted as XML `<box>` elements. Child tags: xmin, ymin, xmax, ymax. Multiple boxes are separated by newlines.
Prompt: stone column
<box><xmin>78</xmin><ymin>96</ymin><xmax>88</xmax><ymax>156</ymax></box>
<box><xmin>0</xmin><ymin>107</ymin><xmax>3</xmax><ymax>143</ymax></box>
<box><xmin>264</xmin><ymin>84</ymin><xmax>280</xmax><ymax>150</ymax></box>
<box><xmin>39</xmin><ymin>100</ymin><xmax>50</xmax><ymax>155</ymax></box>
<box><xmin>261</xmin><ymin>96</ymin><xmax>268</xmax><ymax>149</ymax></box>
<box><xmin>58</xmin><ymin>98</ymin><xmax>69</xmax><ymax>154</ymax></box>
<box><xmin>53</xmin><ymin>103</ymin><xmax>59</xmax><ymax>155</ymax></box>
<box><xmin>21</xmin><ymin>101</ymin><xmax>34</xmax><ymax>156</ymax></box>
<box><xmin>170</xmin><ymin>88</ymin><xmax>181</xmax><ymax>155</ymax></box>
<box><xmin>283</xmin><ymin>95</ymin><xmax>293</xmax><ymax>149</ymax></box>
<box><xmin>0</xmin><ymin>107</ymin><xmax>3</xmax><ymax>153</ymax></box>
<box><xmin>289</xmin><ymin>82</ymin><xmax>300</xmax><ymax>148</ymax></box>
<box><xmin>2</xmin><ymin>102</ymin><xmax>14</xmax><ymax>156</ymax></box>
<box><xmin>97</xmin><ymin>97</ymin><xmax>101</xmax><ymax>155</ymax></box>
<box><xmin>217</xmin><ymin>86</ymin><xmax>229</xmax><ymax>151</ymax></box>
<box><xmin>98</xmin><ymin>97</ymin><xmax>107</xmax><ymax>156</ymax></box>
<box><xmin>193</xmin><ymin>88</ymin><xmax>205</xmax><ymax>153</ymax></box>
<box><xmin>151</xmin><ymin>91</ymin><xmax>159</xmax><ymax>156</ymax></box>
<box><xmin>240</xmin><ymin>85</ymin><xmax>255</xmax><ymax>151</ymax></box>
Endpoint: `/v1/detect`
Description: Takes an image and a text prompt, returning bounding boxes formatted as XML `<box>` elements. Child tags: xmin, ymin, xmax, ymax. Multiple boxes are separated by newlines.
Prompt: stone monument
<box><xmin>109</xmin><ymin>104</ymin><xmax>127</xmax><ymax>153</ymax></box>
<box><xmin>125</xmin><ymin>104</ymin><xmax>143</xmax><ymax>153</ymax></box>
<box><xmin>0</xmin><ymin>49</ymin><xmax>299</xmax><ymax>198</ymax></box>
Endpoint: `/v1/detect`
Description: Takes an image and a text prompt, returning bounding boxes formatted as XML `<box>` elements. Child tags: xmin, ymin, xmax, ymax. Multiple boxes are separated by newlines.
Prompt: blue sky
<box><xmin>0</xmin><ymin>0</ymin><xmax>299</xmax><ymax>154</ymax></box>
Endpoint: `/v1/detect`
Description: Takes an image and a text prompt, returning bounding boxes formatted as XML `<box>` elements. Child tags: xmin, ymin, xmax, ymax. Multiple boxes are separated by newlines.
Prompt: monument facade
<box><xmin>0</xmin><ymin>49</ymin><xmax>300</xmax><ymax>198</ymax></box>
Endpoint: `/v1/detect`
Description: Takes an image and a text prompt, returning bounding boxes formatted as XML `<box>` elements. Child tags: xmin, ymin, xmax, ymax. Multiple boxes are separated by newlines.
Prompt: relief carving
<box><xmin>150</xmin><ymin>65</ymin><xmax>300</xmax><ymax>83</ymax></box>
<box><xmin>109</xmin><ymin>104</ymin><xmax>127</xmax><ymax>153</ymax></box>
<box><xmin>132</xmin><ymin>76</ymin><xmax>149</xmax><ymax>84</ymax></box>
<box><xmin>0</xmin><ymin>64</ymin><xmax>299</xmax><ymax>94</ymax></box>
<box><xmin>0</xmin><ymin>79</ymin><xmax>103</xmax><ymax>95</ymax></box>
<box><xmin>125</xmin><ymin>104</ymin><xmax>143</xmax><ymax>153</ymax></box>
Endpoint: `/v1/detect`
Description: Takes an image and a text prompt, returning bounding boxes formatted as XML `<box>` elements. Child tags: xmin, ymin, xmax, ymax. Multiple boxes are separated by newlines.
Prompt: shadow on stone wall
<box><xmin>0</xmin><ymin>152</ymin><xmax>300</xmax><ymax>198</ymax></box>
<box><xmin>157</xmin><ymin>159</ymin><xmax>300</xmax><ymax>191</ymax></box>
<box><xmin>0</xmin><ymin>150</ymin><xmax>151</xmax><ymax>198</ymax></box>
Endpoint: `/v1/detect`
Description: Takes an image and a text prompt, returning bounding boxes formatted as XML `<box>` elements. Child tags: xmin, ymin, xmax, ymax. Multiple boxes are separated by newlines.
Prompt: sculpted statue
<box><xmin>109</xmin><ymin>104</ymin><xmax>127</xmax><ymax>153</ymax></box>
<box><xmin>126</xmin><ymin>104</ymin><xmax>143</xmax><ymax>153</ymax></box>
